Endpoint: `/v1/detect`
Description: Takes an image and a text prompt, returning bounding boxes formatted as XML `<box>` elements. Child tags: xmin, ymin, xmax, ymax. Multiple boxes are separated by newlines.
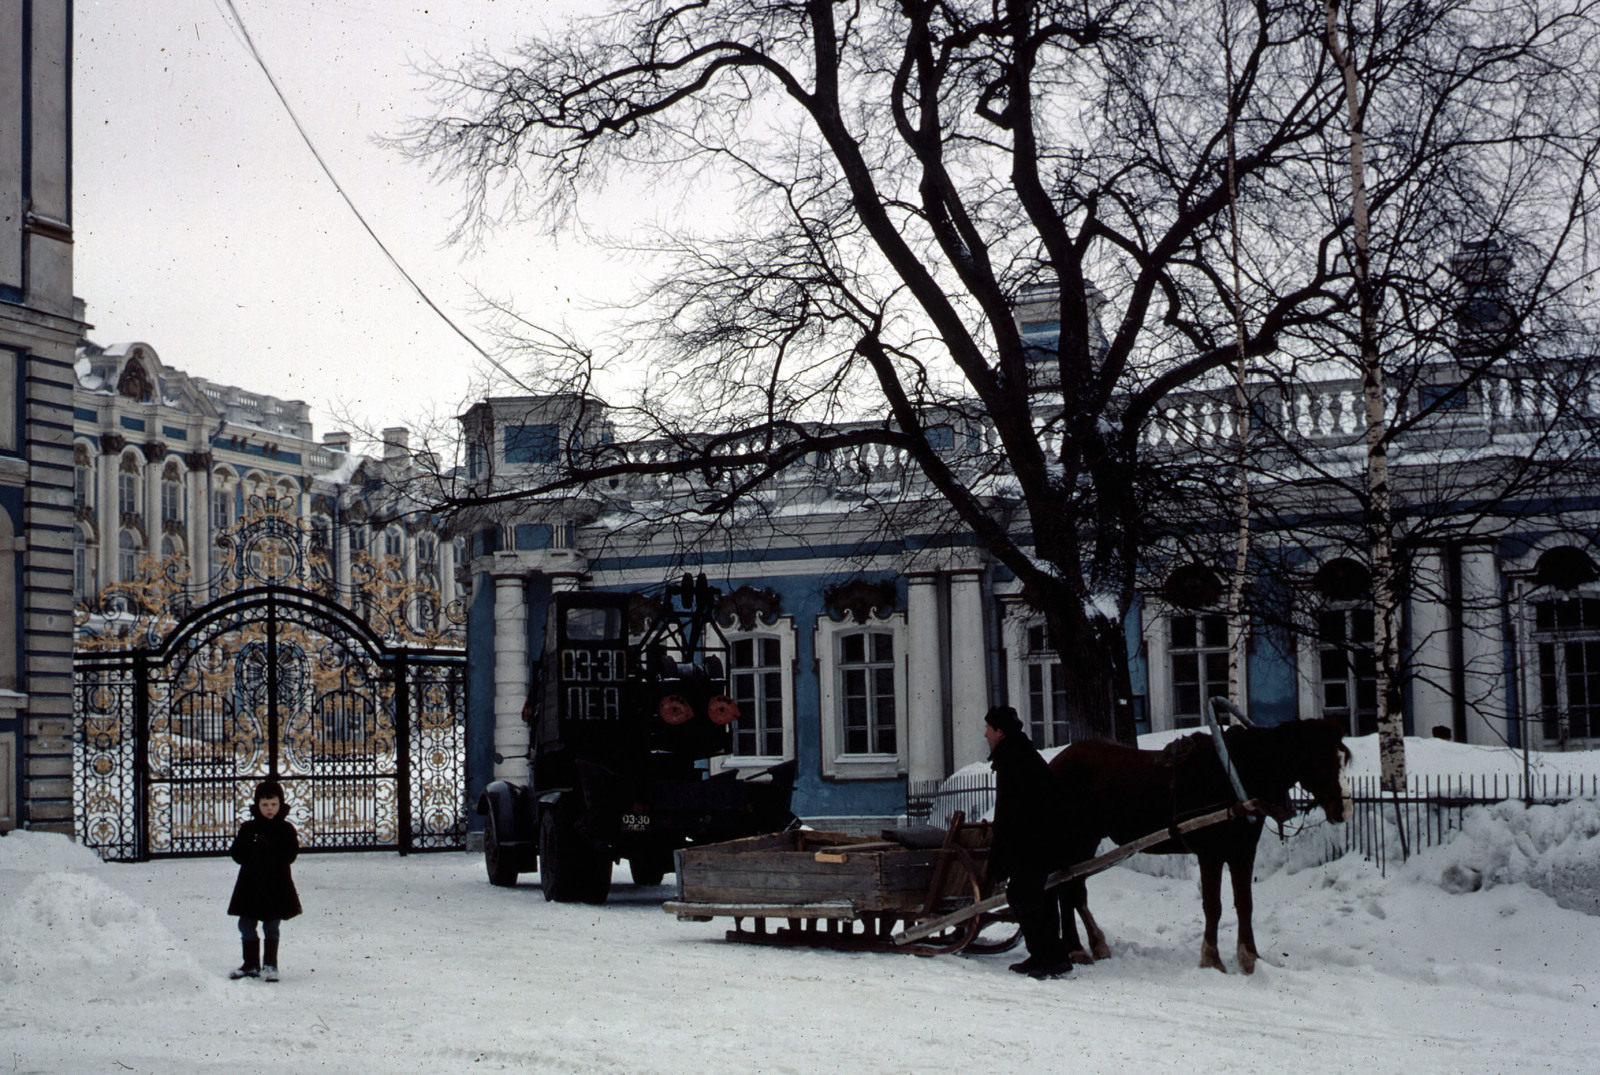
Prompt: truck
<box><xmin>475</xmin><ymin>574</ymin><xmax>798</xmax><ymax>903</ymax></box>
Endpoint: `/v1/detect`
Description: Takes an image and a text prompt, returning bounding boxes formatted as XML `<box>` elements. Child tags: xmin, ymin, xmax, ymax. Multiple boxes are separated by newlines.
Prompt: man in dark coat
<box><xmin>985</xmin><ymin>705</ymin><xmax>1073</xmax><ymax>979</ymax></box>
<box><xmin>227</xmin><ymin>779</ymin><xmax>302</xmax><ymax>981</ymax></box>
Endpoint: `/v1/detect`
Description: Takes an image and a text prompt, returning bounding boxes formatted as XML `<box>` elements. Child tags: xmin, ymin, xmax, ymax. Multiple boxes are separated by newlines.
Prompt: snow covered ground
<box><xmin>2</xmin><ymin>737</ymin><xmax>1599</xmax><ymax>1074</ymax></box>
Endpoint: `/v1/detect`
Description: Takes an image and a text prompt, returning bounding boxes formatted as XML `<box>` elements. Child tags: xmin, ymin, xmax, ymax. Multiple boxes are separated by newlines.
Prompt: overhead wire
<box><xmin>214</xmin><ymin>0</ymin><xmax>532</xmax><ymax>390</ymax></box>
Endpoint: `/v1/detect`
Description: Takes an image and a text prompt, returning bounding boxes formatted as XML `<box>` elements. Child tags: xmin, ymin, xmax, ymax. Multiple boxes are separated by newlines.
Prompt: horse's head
<box><xmin>1292</xmin><ymin>719</ymin><xmax>1353</xmax><ymax>824</ymax></box>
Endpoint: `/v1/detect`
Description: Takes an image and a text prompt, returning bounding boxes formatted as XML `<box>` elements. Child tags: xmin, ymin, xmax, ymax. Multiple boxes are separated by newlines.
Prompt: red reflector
<box><xmin>708</xmin><ymin>695</ymin><xmax>740</xmax><ymax>725</ymax></box>
<box><xmin>659</xmin><ymin>694</ymin><xmax>693</xmax><ymax>725</ymax></box>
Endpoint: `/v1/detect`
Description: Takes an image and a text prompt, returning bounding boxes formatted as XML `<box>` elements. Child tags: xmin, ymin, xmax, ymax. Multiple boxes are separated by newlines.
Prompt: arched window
<box><xmin>384</xmin><ymin>526</ymin><xmax>403</xmax><ymax>559</ymax></box>
<box><xmin>117</xmin><ymin>453</ymin><xmax>141</xmax><ymax>517</ymax></box>
<box><xmin>161</xmin><ymin>534</ymin><xmax>181</xmax><ymax>561</ymax></box>
<box><xmin>118</xmin><ymin>529</ymin><xmax>140</xmax><ymax>582</ymax></box>
<box><xmin>211</xmin><ymin>468</ymin><xmax>236</xmax><ymax>532</ymax></box>
<box><xmin>161</xmin><ymin>462</ymin><xmax>183</xmax><ymax>524</ymax></box>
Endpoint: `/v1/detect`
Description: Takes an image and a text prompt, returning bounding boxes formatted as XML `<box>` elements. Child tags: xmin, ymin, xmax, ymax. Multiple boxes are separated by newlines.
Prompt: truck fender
<box><xmin>478</xmin><ymin>780</ymin><xmax>532</xmax><ymax>844</ymax></box>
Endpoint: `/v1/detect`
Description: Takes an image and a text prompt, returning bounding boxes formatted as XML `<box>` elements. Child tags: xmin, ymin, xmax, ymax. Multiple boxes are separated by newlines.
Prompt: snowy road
<box><xmin>2</xmin><ymin>822</ymin><xmax>1597</xmax><ymax>1075</ymax></box>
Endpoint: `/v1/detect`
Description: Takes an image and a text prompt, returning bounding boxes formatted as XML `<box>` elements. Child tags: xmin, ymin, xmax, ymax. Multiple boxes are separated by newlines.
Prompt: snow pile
<box><xmin>0</xmin><ymin>828</ymin><xmax>104</xmax><ymax>873</ymax></box>
<box><xmin>1408</xmin><ymin>798</ymin><xmax>1600</xmax><ymax>914</ymax></box>
<box><xmin>0</xmin><ymin>834</ymin><xmax>226</xmax><ymax>1001</ymax></box>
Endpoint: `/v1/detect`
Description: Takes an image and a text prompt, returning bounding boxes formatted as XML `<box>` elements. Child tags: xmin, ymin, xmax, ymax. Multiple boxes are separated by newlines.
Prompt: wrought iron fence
<box><xmin>1283</xmin><ymin>772</ymin><xmax>1599</xmax><ymax>875</ymax></box>
<box><xmin>907</xmin><ymin>770</ymin><xmax>1599</xmax><ymax>875</ymax></box>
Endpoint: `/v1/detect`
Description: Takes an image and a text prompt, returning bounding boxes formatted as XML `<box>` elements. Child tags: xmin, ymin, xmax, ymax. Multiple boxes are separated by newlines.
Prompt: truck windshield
<box><xmin>565</xmin><ymin>606</ymin><xmax>623</xmax><ymax>641</ymax></box>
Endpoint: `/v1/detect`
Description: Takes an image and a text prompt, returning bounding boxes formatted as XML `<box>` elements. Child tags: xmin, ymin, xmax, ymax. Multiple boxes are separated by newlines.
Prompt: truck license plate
<box><xmin>620</xmin><ymin>813</ymin><xmax>651</xmax><ymax>832</ymax></box>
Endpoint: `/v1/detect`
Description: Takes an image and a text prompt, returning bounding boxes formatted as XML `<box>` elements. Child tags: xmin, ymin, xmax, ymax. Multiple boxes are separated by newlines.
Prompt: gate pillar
<box><xmin>492</xmin><ymin>568</ymin><xmax>530</xmax><ymax>784</ymax></box>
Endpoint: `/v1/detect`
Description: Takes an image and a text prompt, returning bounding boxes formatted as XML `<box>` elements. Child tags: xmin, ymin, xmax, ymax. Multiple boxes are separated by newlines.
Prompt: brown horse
<box><xmin>1046</xmin><ymin>718</ymin><xmax>1351</xmax><ymax>974</ymax></box>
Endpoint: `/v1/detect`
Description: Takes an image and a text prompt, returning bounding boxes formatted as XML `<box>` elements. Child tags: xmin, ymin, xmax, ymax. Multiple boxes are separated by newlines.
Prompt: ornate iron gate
<box><xmin>74</xmin><ymin>586</ymin><xmax>466</xmax><ymax>859</ymax></box>
<box><xmin>73</xmin><ymin>496</ymin><xmax>467</xmax><ymax>860</ymax></box>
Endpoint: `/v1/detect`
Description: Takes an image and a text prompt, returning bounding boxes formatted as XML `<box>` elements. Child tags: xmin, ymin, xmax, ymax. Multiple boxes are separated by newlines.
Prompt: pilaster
<box><xmin>948</xmin><ymin>569</ymin><xmax>990</xmax><ymax>770</ymax></box>
<box><xmin>905</xmin><ymin>572</ymin><xmax>946</xmax><ymax>785</ymax></box>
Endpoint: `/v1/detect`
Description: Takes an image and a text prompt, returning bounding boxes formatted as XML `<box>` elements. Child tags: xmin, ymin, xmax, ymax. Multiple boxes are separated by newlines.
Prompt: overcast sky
<box><xmin>74</xmin><ymin>0</ymin><xmax>631</xmax><ymax>452</ymax></box>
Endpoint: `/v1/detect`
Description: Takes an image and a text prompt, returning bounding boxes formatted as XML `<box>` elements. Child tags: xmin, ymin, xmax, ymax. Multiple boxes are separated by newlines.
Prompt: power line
<box><xmin>215</xmin><ymin>0</ymin><xmax>531</xmax><ymax>389</ymax></box>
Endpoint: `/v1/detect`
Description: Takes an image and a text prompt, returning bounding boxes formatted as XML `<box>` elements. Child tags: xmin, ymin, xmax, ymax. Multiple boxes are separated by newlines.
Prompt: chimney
<box><xmin>382</xmin><ymin>426</ymin><xmax>411</xmax><ymax>463</ymax></box>
<box><xmin>323</xmin><ymin>431</ymin><xmax>352</xmax><ymax>453</ymax></box>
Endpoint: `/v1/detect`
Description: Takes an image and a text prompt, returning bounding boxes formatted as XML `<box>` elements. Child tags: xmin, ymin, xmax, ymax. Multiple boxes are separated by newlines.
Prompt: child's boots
<box><xmin>262</xmin><ymin>939</ymin><xmax>280</xmax><ymax>982</ymax></box>
<box><xmin>229</xmin><ymin>938</ymin><xmax>261</xmax><ymax>979</ymax></box>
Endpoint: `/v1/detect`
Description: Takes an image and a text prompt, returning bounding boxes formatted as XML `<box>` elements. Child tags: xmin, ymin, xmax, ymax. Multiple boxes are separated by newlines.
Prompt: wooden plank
<box><xmin>680</xmin><ymin>882</ymin><xmax>880</xmax><ymax>907</ymax></box>
<box><xmin>663</xmin><ymin>900</ymin><xmax>857</xmax><ymax>921</ymax></box>
<box><xmin>892</xmin><ymin>802</ymin><xmax>1259</xmax><ymax>946</ymax></box>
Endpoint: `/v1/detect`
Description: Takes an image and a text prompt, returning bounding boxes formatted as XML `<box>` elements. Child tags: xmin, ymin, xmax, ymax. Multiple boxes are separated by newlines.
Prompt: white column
<box><xmin>143</xmin><ymin>450</ymin><xmax>162</xmax><ymax>565</ymax></box>
<box><xmin>403</xmin><ymin>530</ymin><xmax>418</xmax><ymax>630</ymax></box>
<box><xmin>1408</xmin><ymin>548</ymin><xmax>1454</xmax><ymax>738</ymax></box>
<box><xmin>438</xmin><ymin>534</ymin><xmax>457</xmax><ymax>610</ymax></box>
<box><xmin>97</xmin><ymin>446</ymin><xmax>118</xmax><ymax>586</ymax></box>
<box><xmin>1459</xmin><ymin>547</ymin><xmax>1507</xmax><ymax>746</ymax></box>
<box><xmin>949</xmin><ymin>569</ymin><xmax>991</xmax><ymax>771</ymax></box>
<box><xmin>186</xmin><ymin>456</ymin><xmax>208</xmax><ymax>592</ymax></box>
<box><xmin>905</xmin><ymin>573</ymin><xmax>946</xmax><ymax>787</ymax></box>
<box><xmin>335</xmin><ymin>516</ymin><xmax>352</xmax><ymax>596</ymax></box>
<box><xmin>493</xmin><ymin>568</ymin><xmax>531</xmax><ymax>783</ymax></box>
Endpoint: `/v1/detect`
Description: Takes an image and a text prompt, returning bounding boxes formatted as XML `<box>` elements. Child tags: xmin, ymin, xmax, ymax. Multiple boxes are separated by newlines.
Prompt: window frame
<box><xmin>815</xmin><ymin>611</ymin><xmax>908</xmax><ymax>780</ymax></box>
<box><xmin>1525</xmin><ymin>594</ymin><xmax>1600</xmax><ymax>747</ymax></box>
<box><xmin>1308</xmin><ymin>604</ymin><xmax>1377</xmax><ymax>736</ymax></box>
<box><xmin>1167</xmin><ymin>611</ymin><xmax>1232</xmax><ymax>730</ymax></box>
<box><xmin>710</xmin><ymin>617</ymin><xmax>797</xmax><ymax>774</ymax></box>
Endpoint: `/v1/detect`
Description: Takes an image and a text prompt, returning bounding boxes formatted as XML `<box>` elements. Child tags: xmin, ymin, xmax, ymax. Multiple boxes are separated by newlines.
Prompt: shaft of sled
<box><xmin>892</xmin><ymin>800</ymin><xmax>1259</xmax><ymax>947</ymax></box>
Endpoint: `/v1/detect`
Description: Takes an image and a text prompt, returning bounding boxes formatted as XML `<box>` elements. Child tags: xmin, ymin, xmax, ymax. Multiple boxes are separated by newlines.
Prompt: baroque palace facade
<box><xmin>458</xmin><ymin>356</ymin><xmax>1600</xmax><ymax>830</ymax></box>
<box><xmin>68</xmin><ymin>340</ymin><xmax>462</xmax><ymax>620</ymax></box>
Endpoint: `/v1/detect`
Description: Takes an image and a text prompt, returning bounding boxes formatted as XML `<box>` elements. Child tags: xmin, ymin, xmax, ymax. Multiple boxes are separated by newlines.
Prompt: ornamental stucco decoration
<box><xmin>823</xmin><ymin>577</ymin><xmax>897</xmax><ymax>624</ymax></box>
<box><xmin>714</xmin><ymin>585</ymin><xmax>782</xmax><ymax>631</ymax></box>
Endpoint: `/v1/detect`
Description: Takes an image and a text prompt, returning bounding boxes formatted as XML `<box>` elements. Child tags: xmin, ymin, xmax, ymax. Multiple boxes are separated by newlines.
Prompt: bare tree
<box><xmin>401</xmin><ymin>0</ymin><xmax>1600</xmax><ymax>743</ymax></box>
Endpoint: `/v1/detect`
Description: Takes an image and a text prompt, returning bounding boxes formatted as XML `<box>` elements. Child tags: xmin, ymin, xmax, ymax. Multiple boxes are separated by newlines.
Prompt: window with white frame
<box><xmin>118</xmin><ymin>470</ymin><xmax>138</xmax><ymax>517</ymax></box>
<box><xmin>1317</xmin><ymin>607</ymin><xmax>1377</xmax><ymax>736</ymax></box>
<box><xmin>212</xmin><ymin>487</ymin><xmax>232</xmax><ymax>531</ymax></box>
<box><xmin>1170</xmin><ymin>612</ymin><xmax>1229</xmax><ymax>728</ymax></box>
<box><xmin>816</xmin><ymin>614</ymin><xmax>908</xmax><ymax>779</ymax></box>
<box><xmin>840</xmin><ymin>630</ymin><xmax>896</xmax><ymax>754</ymax></box>
<box><xmin>73</xmin><ymin>528</ymin><xmax>93</xmax><ymax>599</ymax></box>
<box><xmin>161</xmin><ymin>472</ymin><xmax>183</xmax><ymax>524</ymax></box>
<box><xmin>384</xmin><ymin>526</ymin><xmax>403</xmax><ymax>560</ymax></box>
<box><xmin>1022</xmin><ymin>624</ymin><xmax>1070</xmax><ymax>747</ymax></box>
<box><xmin>73</xmin><ymin>448</ymin><xmax>93</xmax><ymax>512</ymax></box>
<box><xmin>1532</xmin><ymin>596</ymin><xmax>1600</xmax><ymax>745</ymax></box>
<box><xmin>729</xmin><ymin>634</ymin><xmax>786</xmax><ymax>759</ymax></box>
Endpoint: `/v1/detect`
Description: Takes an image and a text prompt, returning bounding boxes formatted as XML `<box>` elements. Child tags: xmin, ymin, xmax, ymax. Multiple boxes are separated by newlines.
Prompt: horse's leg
<box><xmin>1058</xmin><ymin>880</ymin><xmax>1090</xmax><ymax>963</ymax></box>
<box><xmin>1076</xmin><ymin>887</ymin><xmax>1111</xmax><ymax>961</ymax></box>
<box><xmin>1230</xmin><ymin>844</ymin><xmax>1260</xmax><ymax>975</ymax></box>
<box><xmin>1197</xmin><ymin>854</ymin><xmax>1227</xmax><ymax>972</ymax></box>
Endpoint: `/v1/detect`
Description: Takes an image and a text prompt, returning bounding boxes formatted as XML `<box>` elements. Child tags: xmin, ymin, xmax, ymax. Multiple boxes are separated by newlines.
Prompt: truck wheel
<box><xmin>540</xmin><ymin>806</ymin><xmax>611</xmax><ymax>903</ymax></box>
<box><xmin>629</xmin><ymin>856</ymin><xmax>667</xmax><ymax>887</ymax></box>
<box><xmin>539</xmin><ymin>808</ymin><xmax>576</xmax><ymax>902</ymax></box>
<box><xmin>484</xmin><ymin>811</ymin><xmax>520</xmax><ymax>887</ymax></box>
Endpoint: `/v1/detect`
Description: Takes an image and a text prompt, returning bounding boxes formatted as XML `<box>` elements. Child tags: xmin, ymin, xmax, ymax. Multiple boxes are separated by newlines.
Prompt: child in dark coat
<box><xmin>227</xmin><ymin>779</ymin><xmax>302</xmax><ymax>981</ymax></box>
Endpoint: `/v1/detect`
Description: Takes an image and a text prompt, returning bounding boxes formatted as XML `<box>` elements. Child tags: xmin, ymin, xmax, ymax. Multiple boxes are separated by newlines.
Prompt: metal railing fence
<box><xmin>906</xmin><ymin>771</ymin><xmax>1598</xmax><ymax>876</ymax></box>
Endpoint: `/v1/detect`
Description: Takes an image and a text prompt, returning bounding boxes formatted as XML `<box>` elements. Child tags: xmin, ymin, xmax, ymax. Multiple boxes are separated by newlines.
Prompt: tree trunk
<box><xmin>1327</xmin><ymin>0</ymin><xmax>1407</xmax><ymax>797</ymax></box>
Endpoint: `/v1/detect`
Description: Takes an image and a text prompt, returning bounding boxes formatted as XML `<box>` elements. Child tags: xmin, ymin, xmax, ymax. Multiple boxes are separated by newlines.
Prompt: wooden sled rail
<box><xmin>892</xmin><ymin>800</ymin><xmax>1263</xmax><ymax>948</ymax></box>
